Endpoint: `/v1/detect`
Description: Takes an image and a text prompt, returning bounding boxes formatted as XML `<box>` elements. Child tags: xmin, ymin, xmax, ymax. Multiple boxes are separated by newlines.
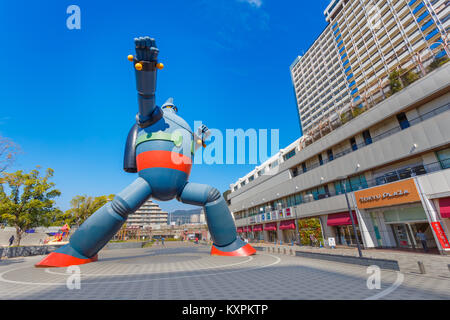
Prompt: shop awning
<box><xmin>279</xmin><ymin>219</ymin><xmax>296</xmax><ymax>230</ymax></box>
<box><xmin>327</xmin><ymin>211</ymin><xmax>358</xmax><ymax>226</ymax></box>
<box><xmin>236</xmin><ymin>227</ymin><xmax>243</xmax><ymax>233</ymax></box>
<box><xmin>439</xmin><ymin>197</ymin><xmax>450</xmax><ymax>218</ymax></box>
<box><xmin>253</xmin><ymin>224</ymin><xmax>263</xmax><ymax>232</ymax></box>
<box><xmin>243</xmin><ymin>226</ymin><xmax>252</xmax><ymax>232</ymax></box>
<box><xmin>264</xmin><ymin>222</ymin><xmax>277</xmax><ymax>231</ymax></box>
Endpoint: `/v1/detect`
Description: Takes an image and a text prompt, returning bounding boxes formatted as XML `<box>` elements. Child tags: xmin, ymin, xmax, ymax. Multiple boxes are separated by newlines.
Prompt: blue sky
<box><xmin>0</xmin><ymin>0</ymin><xmax>329</xmax><ymax>213</ymax></box>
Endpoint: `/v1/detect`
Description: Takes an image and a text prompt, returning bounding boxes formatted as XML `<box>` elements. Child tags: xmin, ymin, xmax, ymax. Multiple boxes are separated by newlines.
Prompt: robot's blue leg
<box><xmin>178</xmin><ymin>182</ymin><xmax>256</xmax><ymax>256</ymax></box>
<box><xmin>36</xmin><ymin>177</ymin><xmax>152</xmax><ymax>267</ymax></box>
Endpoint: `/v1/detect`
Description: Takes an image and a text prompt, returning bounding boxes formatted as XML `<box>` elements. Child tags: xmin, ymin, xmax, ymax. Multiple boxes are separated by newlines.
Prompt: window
<box><xmin>350</xmin><ymin>137</ymin><xmax>358</xmax><ymax>151</ymax></box>
<box><xmin>302</xmin><ymin>162</ymin><xmax>307</xmax><ymax>173</ymax></box>
<box><xmin>291</xmin><ymin>167</ymin><xmax>298</xmax><ymax>177</ymax></box>
<box><xmin>248</xmin><ymin>175</ymin><xmax>254</xmax><ymax>182</ymax></box>
<box><xmin>284</xmin><ymin>149</ymin><xmax>296</xmax><ymax>161</ymax></box>
<box><xmin>318</xmin><ymin>154</ymin><xmax>324</xmax><ymax>166</ymax></box>
<box><xmin>327</xmin><ymin>149</ymin><xmax>334</xmax><ymax>161</ymax></box>
<box><xmin>362</xmin><ymin>130</ymin><xmax>372</xmax><ymax>145</ymax></box>
<box><xmin>397</xmin><ymin>112</ymin><xmax>410</xmax><ymax>129</ymax></box>
<box><xmin>436</xmin><ymin>148</ymin><xmax>450</xmax><ymax>169</ymax></box>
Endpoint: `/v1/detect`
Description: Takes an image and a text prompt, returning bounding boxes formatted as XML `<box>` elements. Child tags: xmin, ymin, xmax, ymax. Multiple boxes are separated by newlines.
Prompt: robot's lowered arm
<box><xmin>123</xmin><ymin>123</ymin><xmax>138</xmax><ymax>173</ymax></box>
<box><xmin>129</xmin><ymin>36</ymin><xmax>164</xmax><ymax>128</ymax></box>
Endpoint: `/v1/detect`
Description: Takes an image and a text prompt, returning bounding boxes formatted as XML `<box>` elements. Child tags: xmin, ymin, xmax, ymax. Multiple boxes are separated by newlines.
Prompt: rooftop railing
<box><xmin>236</xmin><ymin>157</ymin><xmax>449</xmax><ymax>221</ymax></box>
<box><xmin>293</xmin><ymin>102</ymin><xmax>450</xmax><ymax>176</ymax></box>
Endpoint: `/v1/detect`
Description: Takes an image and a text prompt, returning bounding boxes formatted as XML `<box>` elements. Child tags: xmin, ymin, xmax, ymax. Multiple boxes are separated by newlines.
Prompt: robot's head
<box><xmin>161</xmin><ymin>97</ymin><xmax>178</xmax><ymax>113</ymax></box>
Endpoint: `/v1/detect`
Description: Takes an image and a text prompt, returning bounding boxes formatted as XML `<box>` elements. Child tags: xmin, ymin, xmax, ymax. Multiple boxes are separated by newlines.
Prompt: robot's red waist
<box><xmin>136</xmin><ymin>150</ymin><xmax>192</xmax><ymax>174</ymax></box>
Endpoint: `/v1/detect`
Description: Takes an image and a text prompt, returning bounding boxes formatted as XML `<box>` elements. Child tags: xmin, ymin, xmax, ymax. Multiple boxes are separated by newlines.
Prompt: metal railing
<box><xmin>293</xmin><ymin>102</ymin><xmax>450</xmax><ymax>176</ymax></box>
<box><xmin>237</xmin><ymin>157</ymin><xmax>449</xmax><ymax>221</ymax></box>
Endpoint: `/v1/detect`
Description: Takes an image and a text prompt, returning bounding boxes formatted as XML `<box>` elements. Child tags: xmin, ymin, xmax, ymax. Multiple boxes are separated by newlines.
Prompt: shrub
<box><xmin>388</xmin><ymin>69</ymin><xmax>403</xmax><ymax>94</ymax></box>
<box><xmin>352</xmin><ymin>106</ymin><xmax>365</xmax><ymax>118</ymax></box>
<box><xmin>401</xmin><ymin>70</ymin><xmax>419</xmax><ymax>86</ymax></box>
<box><xmin>427</xmin><ymin>56</ymin><xmax>450</xmax><ymax>72</ymax></box>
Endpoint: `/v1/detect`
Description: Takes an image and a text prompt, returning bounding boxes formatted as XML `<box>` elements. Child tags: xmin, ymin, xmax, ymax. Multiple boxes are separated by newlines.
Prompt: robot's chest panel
<box><xmin>135</xmin><ymin>115</ymin><xmax>194</xmax><ymax>156</ymax></box>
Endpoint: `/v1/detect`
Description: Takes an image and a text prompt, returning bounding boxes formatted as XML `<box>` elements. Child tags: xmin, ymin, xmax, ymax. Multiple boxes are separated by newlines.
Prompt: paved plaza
<box><xmin>0</xmin><ymin>242</ymin><xmax>449</xmax><ymax>300</ymax></box>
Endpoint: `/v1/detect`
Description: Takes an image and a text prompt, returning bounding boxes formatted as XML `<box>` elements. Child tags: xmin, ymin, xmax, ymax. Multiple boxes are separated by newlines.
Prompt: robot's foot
<box><xmin>35</xmin><ymin>244</ymin><xmax>98</xmax><ymax>268</ymax></box>
<box><xmin>210</xmin><ymin>237</ymin><xmax>256</xmax><ymax>256</ymax></box>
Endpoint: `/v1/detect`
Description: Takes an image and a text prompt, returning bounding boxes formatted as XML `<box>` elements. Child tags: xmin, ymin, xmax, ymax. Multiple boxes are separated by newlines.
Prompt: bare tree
<box><xmin>0</xmin><ymin>136</ymin><xmax>21</xmax><ymax>173</ymax></box>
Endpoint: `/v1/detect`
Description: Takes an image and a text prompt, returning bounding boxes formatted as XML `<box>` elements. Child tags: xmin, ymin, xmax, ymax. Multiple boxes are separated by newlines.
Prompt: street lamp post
<box><xmin>339</xmin><ymin>176</ymin><xmax>363</xmax><ymax>258</ymax></box>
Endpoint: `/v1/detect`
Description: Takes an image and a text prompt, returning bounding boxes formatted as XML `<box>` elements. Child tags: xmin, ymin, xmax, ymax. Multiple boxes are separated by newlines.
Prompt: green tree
<box><xmin>58</xmin><ymin>194</ymin><xmax>114</xmax><ymax>227</ymax></box>
<box><xmin>388</xmin><ymin>69</ymin><xmax>403</xmax><ymax>94</ymax></box>
<box><xmin>0</xmin><ymin>167</ymin><xmax>61</xmax><ymax>246</ymax></box>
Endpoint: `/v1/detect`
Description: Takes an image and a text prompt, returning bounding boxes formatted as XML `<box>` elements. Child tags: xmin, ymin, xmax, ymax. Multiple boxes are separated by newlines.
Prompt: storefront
<box><xmin>439</xmin><ymin>197</ymin><xmax>450</xmax><ymax>229</ymax></box>
<box><xmin>327</xmin><ymin>212</ymin><xmax>362</xmax><ymax>247</ymax></box>
<box><xmin>298</xmin><ymin>217</ymin><xmax>324</xmax><ymax>246</ymax></box>
<box><xmin>264</xmin><ymin>222</ymin><xmax>277</xmax><ymax>243</ymax></box>
<box><xmin>252</xmin><ymin>224</ymin><xmax>264</xmax><ymax>241</ymax></box>
<box><xmin>355</xmin><ymin>178</ymin><xmax>441</xmax><ymax>251</ymax></box>
<box><xmin>279</xmin><ymin>219</ymin><xmax>296</xmax><ymax>243</ymax></box>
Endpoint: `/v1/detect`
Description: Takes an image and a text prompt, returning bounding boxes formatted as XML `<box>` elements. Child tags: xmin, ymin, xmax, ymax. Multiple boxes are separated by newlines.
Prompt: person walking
<box><xmin>161</xmin><ymin>237</ymin><xmax>165</xmax><ymax>246</ymax></box>
<box><xmin>416</xmin><ymin>230</ymin><xmax>428</xmax><ymax>253</ymax></box>
<box><xmin>8</xmin><ymin>235</ymin><xmax>14</xmax><ymax>247</ymax></box>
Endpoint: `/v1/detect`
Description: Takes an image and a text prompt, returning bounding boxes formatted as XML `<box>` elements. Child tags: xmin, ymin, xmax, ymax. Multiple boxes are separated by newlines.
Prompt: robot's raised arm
<box><xmin>129</xmin><ymin>36</ymin><xmax>164</xmax><ymax>128</ymax></box>
<box><xmin>123</xmin><ymin>123</ymin><xmax>138</xmax><ymax>173</ymax></box>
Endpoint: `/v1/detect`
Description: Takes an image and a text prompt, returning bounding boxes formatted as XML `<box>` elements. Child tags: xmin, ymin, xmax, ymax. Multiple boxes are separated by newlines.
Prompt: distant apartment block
<box><xmin>127</xmin><ymin>199</ymin><xmax>168</xmax><ymax>228</ymax></box>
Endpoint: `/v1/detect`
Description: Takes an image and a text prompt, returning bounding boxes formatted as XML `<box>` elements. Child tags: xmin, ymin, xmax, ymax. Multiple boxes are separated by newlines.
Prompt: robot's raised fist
<box><xmin>134</xmin><ymin>36</ymin><xmax>159</xmax><ymax>62</ymax></box>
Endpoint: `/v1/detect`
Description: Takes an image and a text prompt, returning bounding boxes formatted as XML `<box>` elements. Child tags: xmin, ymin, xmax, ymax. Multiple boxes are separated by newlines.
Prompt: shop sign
<box><xmin>284</xmin><ymin>207</ymin><xmax>292</xmax><ymax>217</ymax></box>
<box><xmin>431</xmin><ymin>222</ymin><xmax>450</xmax><ymax>250</ymax></box>
<box><xmin>266</xmin><ymin>212</ymin><xmax>271</xmax><ymax>221</ymax></box>
<box><xmin>261</xmin><ymin>214</ymin><xmax>265</xmax><ymax>221</ymax></box>
<box><xmin>279</xmin><ymin>210</ymin><xmax>283</xmax><ymax>218</ymax></box>
<box><xmin>354</xmin><ymin>179</ymin><xmax>420</xmax><ymax>209</ymax></box>
<box><xmin>249</xmin><ymin>216</ymin><xmax>255</xmax><ymax>224</ymax></box>
<box><xmin>328</xmin><ymin>237</ymin><xmax>336</xmax><ymax>248</ymax></box>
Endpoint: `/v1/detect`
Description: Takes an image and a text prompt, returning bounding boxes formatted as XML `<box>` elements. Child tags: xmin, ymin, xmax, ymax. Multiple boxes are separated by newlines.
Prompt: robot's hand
<box><xmin>198</xmin><ymin>125</ymin><xmax>211</xmax><ymax>140</ymax></box>
<box><xmin>134</xmin><ymin>36</ymin><xmax>159</xmax><ymax>62</ymax></box>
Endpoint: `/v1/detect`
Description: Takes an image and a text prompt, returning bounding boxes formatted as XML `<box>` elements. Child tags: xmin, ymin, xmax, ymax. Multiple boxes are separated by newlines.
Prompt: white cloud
<box><xmin>238</xmin><ymin>0</ymin><xmax>262</xmax><ymax>8</ymax></box>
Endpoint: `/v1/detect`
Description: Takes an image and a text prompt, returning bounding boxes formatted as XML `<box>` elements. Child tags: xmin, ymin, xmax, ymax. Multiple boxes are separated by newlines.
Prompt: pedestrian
<box><xmin>8</xmin><ymin>235</ymin><xmax>14</xmax><ymax>247</ymax></box>
<box><xmin>195</xmin><ymin>237</ymin><xmax>198</xmax><ymax>244</ymax></box>
<box><xmin>161</xmin><ymin>237</ymin><xmax>165</xmax><ymax>246</ymax></box>
<box><xmin>309</xmin><ymin>234</ymin><xmax>314</xmax><ymax>247</ymax></box>
<box><xmin>416</xmin><ymin>229</ymin><xmax>428</xmax><ymax>253</ymax></box>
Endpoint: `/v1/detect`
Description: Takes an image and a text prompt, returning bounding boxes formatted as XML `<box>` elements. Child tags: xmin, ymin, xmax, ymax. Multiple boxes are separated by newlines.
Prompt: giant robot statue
<box><xmin>36</xmin><ymin>36</ymin><xmax>256</xmax><ymax>267</ymax></box>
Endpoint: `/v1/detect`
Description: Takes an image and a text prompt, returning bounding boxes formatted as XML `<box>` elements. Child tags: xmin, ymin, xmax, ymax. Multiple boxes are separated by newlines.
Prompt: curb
<box><xmin>255</xmin><ymin>246</ymin><xmax>400</xmax><ymax>271</ymax></box>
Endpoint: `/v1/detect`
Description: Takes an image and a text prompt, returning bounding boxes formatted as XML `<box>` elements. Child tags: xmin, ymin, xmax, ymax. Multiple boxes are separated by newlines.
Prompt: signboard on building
<box><xmin>354</xmin><ymin>179</ymin><xmax>420</xmax><ymax>209</ymax></box>
<box><xmin>328</xmin><ymin>237</ymin><xmax>336</xmax><ymax>248</ymax></box>
<box><xmin>431</xmin><ymin>221</ymin><xmax>450</xmax><ymax>250</ymax></box>
<box><xmin>279</xmin><ymin>210</ymin><xmax>283</xmax><ymax>219</ymax></box>
<box><xmin>266</xmin><ymin>212</ymin><xmax>271</xmax><ymax>221</ymax></box>
<box><xmin>284</xmin><ymin>207</ymin><xmax>292</xmax><ymax>217</ymax></box>
<box><xmin>261</xmin><ymin>213</ymin><xmax>265</xmax><ymax>221</ymax></box>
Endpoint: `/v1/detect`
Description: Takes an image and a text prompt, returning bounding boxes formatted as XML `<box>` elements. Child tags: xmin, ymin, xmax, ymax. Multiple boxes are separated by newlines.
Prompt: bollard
<box><xmin>418</xmin><ymin>261</ymin><xmax>426</xmax><ymax>274</ymax></box>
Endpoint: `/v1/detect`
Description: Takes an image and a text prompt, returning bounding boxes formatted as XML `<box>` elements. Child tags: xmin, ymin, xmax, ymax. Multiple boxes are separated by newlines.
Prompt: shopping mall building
<box><xmin>229</xmin><ymin>64</ymin><xmax>450</xmax><ymax>254</ymax></box>
<box><xmin>228</xmin><ymin>0</ymin><xmax>450</xmax><ymax>254</ymax></box>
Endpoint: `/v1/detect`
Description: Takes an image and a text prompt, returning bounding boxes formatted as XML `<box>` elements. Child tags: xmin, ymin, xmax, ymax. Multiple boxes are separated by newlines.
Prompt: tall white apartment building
<box><xmin>127</xmin><ymin>199</ymin><xmax>168</xmax><ymax>228</ymax></box>
<box><xmin>291</xmin><ymin>0</ymin><xmax>449</xmax><ymax>139</ymax></box>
